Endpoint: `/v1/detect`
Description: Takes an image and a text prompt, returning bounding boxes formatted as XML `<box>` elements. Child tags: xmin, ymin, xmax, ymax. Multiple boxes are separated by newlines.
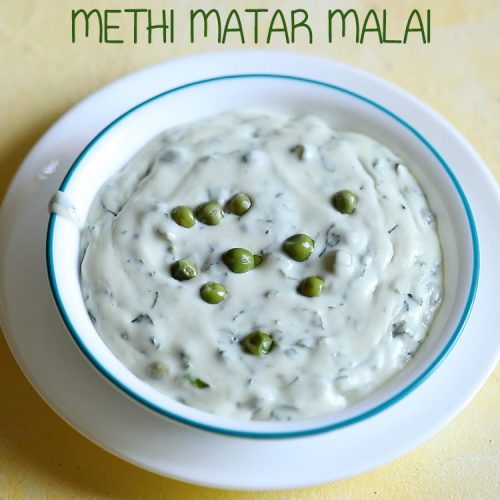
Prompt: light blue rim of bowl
<box><xmin>47</xmin><ymin>73</ymin><xmax>480</xmax><ymax>439</ymax></box>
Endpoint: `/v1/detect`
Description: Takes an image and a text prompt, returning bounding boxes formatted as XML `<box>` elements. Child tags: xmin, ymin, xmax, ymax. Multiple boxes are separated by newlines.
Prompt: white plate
<box><xmin>0</xmin><ymin>51</ymin><xmax>499</xmax><ymax>490</ymax></box>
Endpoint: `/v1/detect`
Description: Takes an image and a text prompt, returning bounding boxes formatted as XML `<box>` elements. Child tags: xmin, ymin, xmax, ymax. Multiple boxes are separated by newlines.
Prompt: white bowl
<box><xmin>46</xmin><ymin>73</ymin><xmax>479</xmax><ymax>439</ymax></box>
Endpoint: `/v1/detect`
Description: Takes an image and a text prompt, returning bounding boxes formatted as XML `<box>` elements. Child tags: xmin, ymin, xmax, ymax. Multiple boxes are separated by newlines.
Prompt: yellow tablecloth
<box><xmin>1</xmin><ymin>1</ymin><xmax>498</xmax><ymax>497</ymax></box>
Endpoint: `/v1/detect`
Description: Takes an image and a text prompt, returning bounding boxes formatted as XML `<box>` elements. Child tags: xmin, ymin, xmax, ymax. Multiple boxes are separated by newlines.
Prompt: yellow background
<box><xmin>0</xmin><ymin>1</ymin><xmax>499</xmax><ymax>498</ymax></box>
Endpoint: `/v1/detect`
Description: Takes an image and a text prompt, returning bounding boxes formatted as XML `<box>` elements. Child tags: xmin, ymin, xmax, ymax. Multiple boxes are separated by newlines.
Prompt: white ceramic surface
<box><xmin>0</xmin><ymin>51</ymin><xmax>499</xmax><ymax>489</ymax></box>
<box><xmin>47</xmin><ymin>72</ymin><xmax>477</xmax><ymax>438</ymax></box>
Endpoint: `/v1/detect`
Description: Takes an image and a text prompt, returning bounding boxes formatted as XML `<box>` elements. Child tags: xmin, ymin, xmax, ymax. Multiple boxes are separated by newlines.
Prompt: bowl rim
<box><xmin>46</xmin><ymin>73</ymin><xmax>480</xmax><ymax>439</ymax></box>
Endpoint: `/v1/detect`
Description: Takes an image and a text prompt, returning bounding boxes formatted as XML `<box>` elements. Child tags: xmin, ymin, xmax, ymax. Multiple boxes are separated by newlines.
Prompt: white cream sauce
<box><xmin>80</xmin><ymin>110</ymin><xmax>443</xmax><ymax>420</ymax></box>
<box><xmin>49</xmin><ymin>191</ymin><xmax>81</xmax><ymax>227</ymax></box>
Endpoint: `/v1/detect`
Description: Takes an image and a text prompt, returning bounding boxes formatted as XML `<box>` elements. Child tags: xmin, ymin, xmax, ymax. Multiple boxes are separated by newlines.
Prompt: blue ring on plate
<box><xmin>46</xmin><ymin>74</ymin><xmax>480</xmax><ymax>439</ymax></box>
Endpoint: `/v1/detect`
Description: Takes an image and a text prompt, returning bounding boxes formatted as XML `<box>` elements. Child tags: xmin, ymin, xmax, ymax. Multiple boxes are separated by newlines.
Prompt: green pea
<box><xmin>171</xmin><ymin>259</ymin><xmax>198</xmax><ymax>281</ymax></box>
<box><xmin>242</xmin><ymin>330</ymin><xmax>274</xmax><ymax>356</ymax></box>
<box><xmin>299</xmin><ymin>276</ymin><xmax>325</xmax><ymax>297</ymax></box>
<box><xmin>195</xmin><ymin>200</ymin><xmax>224</xmax><ymax>225</ymax></box>
<box><xmin>227</xmin><ymin>193</ymin><xmax>252</xmax><ymax>216</ymax></box>
<box><xmin>282</xmin><ymin>233</ymin><xmax>315</xmax><ymax>262</ymax></box>
<box><xmin>253</xmin><ymin>254</ymin><xmax>264</xmax><ymax>267</ymax></box>
<box><xmin>222</xmin><ymin>248</ymin><xmax>255</xmax><ymax>273</ymax></box>
<box><xmin>332</xmin><ymin>190</ymin><xmax>358</xmax><ymax>214</ymax></box>
<box><xmin>171</xmin><ymin>205</ymin><xmax>195</xmax><ymax>228</ymax></box>
<box><xmin>147</xmin><ymin>361</ymin><xmax>168</xmax><ymax>380</ymax></box>
<box><xmin>200</xmin><ymin>282</ymin><xmax>227</xmax><ymax>304</ymax></box>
